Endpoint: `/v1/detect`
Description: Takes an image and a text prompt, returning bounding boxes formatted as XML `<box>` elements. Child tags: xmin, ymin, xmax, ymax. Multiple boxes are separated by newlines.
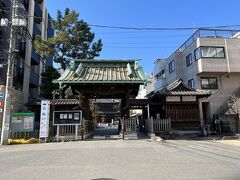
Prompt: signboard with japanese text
<box><xmin>53</xmin><ymin>110</ymin><xmax>82</xmax><ymax>125</ymax></box>
<box><xmin>0</xmin><ymin>92</ymin><xmax>4</xmax><ymax>99</ymax></box>
<box><xmin>11</xmin><ymin>112</ymin><xmax>35</xmax><ymax>132</ymax></box>
<box><xmin>39</xmin><ymin>100</ymin><xmax>50</xmax><ymax>138</ymax></box>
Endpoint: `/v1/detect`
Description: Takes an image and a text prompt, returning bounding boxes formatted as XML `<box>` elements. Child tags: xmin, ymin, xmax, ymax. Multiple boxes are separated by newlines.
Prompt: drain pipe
<box><xmin>147</xmin><ymin>104</ymin><xmax>150</xmax><ymax>119</ymax></box>
<box><xmin>225</xmin><ymin>39</ymin><xmax>231</xmax><ymax>75</ymax></box>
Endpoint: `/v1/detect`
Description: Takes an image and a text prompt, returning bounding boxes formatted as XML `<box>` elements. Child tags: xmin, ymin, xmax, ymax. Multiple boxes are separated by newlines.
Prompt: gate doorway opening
<box><xmin>49</xmin><ymin>59</ymin><xmax>146</xmax><ymax>141</ymax></box>
<box><xmin>90</xmin><ymin>99</ymin><xmax>121</xmax><ymax>139</ymax></box>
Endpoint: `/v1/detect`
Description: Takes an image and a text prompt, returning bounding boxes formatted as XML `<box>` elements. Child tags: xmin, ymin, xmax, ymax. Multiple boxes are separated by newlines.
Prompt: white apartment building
<box><xmin>153</xmin><ymin>29</ymin><xmax>240</xmax><ymax>125</ymax></box>
<box><xmin>130</xmin><ymin>74</ymin><xmax>154</xmax><ymax>117</ymax></box>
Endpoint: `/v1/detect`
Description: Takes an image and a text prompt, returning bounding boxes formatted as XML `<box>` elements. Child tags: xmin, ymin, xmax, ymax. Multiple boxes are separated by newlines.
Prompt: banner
<box><xmin>11</xmin><ymin>112</ymin><xmax>34</xmax><ymax>132</ymax></box>
<box><xmin>39</xmin><ymin>100</ymin><xmax>50</xmax><ymax>138</ymax></box>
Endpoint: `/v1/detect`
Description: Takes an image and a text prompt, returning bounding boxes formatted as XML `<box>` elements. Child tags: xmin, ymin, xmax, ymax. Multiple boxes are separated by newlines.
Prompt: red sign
<box><xmin>0</xmin><ymin>100</ymin><xmax>3</xmax><ymax>108</ymax></box>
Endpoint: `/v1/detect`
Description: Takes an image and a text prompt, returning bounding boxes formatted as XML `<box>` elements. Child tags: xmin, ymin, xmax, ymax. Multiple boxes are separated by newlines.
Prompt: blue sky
<box><xmin>46</xmin><ymin>0</ymin><xmax>240</xmax><ymax>73</ymax></box>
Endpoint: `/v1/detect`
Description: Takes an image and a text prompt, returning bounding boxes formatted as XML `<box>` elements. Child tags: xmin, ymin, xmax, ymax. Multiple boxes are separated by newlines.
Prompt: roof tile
<box><xmin>54</xmin><ymin>60</ymin><xmax>146</xmax><ymax>84</ymax></box>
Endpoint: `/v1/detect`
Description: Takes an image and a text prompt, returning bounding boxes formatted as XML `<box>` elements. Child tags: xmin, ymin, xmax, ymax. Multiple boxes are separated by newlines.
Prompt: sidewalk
<box><xmin>217</xmin><ymin>139</ymin><xmax>240</xmax><ymax>147</ymax></box>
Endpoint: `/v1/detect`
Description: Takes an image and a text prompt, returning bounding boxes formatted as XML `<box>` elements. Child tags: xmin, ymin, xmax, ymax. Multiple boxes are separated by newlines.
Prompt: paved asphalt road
<box><xmin>0</xmin><ymin>139</ymin><xmax>240</xmax><ymax>180</ymax></box>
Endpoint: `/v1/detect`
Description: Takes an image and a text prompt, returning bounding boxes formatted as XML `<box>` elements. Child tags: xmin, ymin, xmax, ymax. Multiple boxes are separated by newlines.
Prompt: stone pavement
<box><xmin>218</xmin><ymin>139</ymin><xmax>240</xmax><ymax>147</ymax></box>
<box><xmin>91</xmin><ymin>124</ymin><xmax>146</xmax><ymax>140</ymax></box>
<box><xmin>0</xmin><ymin>139</ymin><xmax>240</xmax><ymax>180</ymax></box>
<box><xmin>93</xmin><ymin>126</ymin><xmax>120</xmax><ymax>140</ymax></box>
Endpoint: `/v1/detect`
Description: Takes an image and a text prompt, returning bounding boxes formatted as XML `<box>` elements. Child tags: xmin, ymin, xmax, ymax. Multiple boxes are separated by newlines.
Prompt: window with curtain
<box><xmin>195</xmin><ymin>47</ymin><xmax>225</xmax><ymax>60</ymax></box>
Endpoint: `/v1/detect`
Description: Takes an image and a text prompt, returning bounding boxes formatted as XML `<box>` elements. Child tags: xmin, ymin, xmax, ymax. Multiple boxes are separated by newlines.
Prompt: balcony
<box><xmin>47</xmin><ymin>14</ymin><xmax>54</xmax><ymax>37</ymax></box>
<box><xmin>31</xmin><ymin>47</ymin><xmax>40</xmax><ymax>65</ymax></box>
<box><xmin>16</xmin><ymin>41</ymin><xmax>26</xmax><ymax>57</ymax></box>
<box><xmin>47</xmin><ymin>26</ymin><xmax>54</xmax><ymax>37</ymax></box>
<box><xmin>30</xmin><ymin>70</ymin><xmax>39</xmax><ymax>88</ymax></box>
<box><xmin>46</xmin><ymin>56</ymin><xmax>53</xmax><ymax>67</ymax></box>
<box><xmin>197</xmin><ymin>58</ymin><xmax>228</xmax><ymax>74</ymax></box>
<box><xmin>33</xmin><ymin>23</ymin><xmax>41</xmax><ymax>36</ymax></box>
<box><xmin>176</xmin><ymin>29</ymin><xmax>240</xmax><ymax>53</ymax></box>
<box><xmin>34</xmin><ymin>2</ymin><xmax>42</xmax><ymax>18</ymax></box>
<box><xmin>23</xmin><ymin>0</ymin><xmax>29</xmax><ymax>10</ymax></box>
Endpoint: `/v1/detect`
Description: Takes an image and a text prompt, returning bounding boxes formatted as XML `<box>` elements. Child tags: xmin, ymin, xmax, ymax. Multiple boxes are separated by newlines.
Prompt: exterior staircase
<box><xmin>206</xmin><ymin>87</ymin><xmax>240</xmax><ymax>133</ymax></box>
<box><xmin>215</xmin><ymin>87</ymin><xmax>240</xmax><ymax>115</ymax></box>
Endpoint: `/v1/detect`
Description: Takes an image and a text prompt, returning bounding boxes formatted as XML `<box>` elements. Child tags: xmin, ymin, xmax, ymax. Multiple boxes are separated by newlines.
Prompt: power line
<box><xmin>0</xmin><ymin>8</ymin><xmax>48</xmax><ymax>68</ymax></box>
<box><xmin>1</xmin><ymin>9</ymin><xmax>240</xmax><ymax>31</ymax></box>
<box><xmin>0</xmin><ymin>8</ymin><xmax>49</xmax><ymax>37</ymax></box>
<box><xmin>95</xmin><ymin>33</ymin><xmax>192</xmax><ymax>38</ymax></box>
<box><xmin>3</xmin><ymin>11</ymin><xmax>52</xmax><ymax>68</ymax></box>
<box><xmin>0</xmin><ymin>6</ymin><xmax>11</xmax><ymax>36</ymax></box>
<box><xmin>87</xmin><ymin>25</ymin><xmax>240</xmax><ymax>31</ymax></box>
<box><xmin>104</xmin><ymin>46</ymin><xmax>177</xmax><ymax>49</ymax></box>
<box><xmin>103</xmin><ymin>41</ymin><xmax>182</xmax><ymax>45</ymax></box>
<box><xmin>97</xmin><ymin>35</ymin><xmax>191</xmax><ymax>40</ymax></box>
<box><xmin>95</xmin><ymin>31</ymin><xmax>190</xmax><ymax>35</ymax></box>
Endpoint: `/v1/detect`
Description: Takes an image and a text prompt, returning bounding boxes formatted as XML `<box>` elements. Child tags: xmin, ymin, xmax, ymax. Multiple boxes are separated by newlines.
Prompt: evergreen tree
<box><xmin>34</xmin><ymin>8</ymin><xmax>103</xmax><ymax>70</ymax></box>
<box><xmin>40</xmin><ymin>66</ymin><xmax>60</xmax><ymax>99</ymax></box>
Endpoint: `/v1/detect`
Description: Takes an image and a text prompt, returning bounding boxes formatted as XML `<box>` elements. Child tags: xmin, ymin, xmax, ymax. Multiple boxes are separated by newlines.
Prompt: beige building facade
<box><xmin>153</xmin><ymin>29</ymin><xmax>240</xmax><ymax>124</ymax></box>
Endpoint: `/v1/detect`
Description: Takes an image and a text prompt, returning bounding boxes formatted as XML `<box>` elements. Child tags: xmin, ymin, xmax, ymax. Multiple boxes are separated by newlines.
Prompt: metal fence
<box><xmin>53</xmin><ymin>119</ymin><xmax>90</xmax><ymax>137</ymax></box>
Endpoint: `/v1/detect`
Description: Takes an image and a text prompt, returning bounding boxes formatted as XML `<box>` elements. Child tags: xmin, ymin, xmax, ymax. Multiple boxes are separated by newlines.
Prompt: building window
<box><xmin>169</xmin><ymin>60</ymin><xmax>175</xmax><ymax>73</ymax></box>
<box><xmin>186</xmin><ymin>53</ymin><xmax>192</xmax><ymax>67</ymax></box>
<box><xmin>195</xmin><ymin>47</ymin><xmax>225</xmax><ymax>60</ymax></box>
<box><xmin>200</xmin><ymin>77</ymin><xmax>218</xmax><ymax>89</ymax></box>
<box><xmin>156</xmin><ymin>69</ymin><xmax>166</xmax><ymax>80</ymax></box>
<box><xmin>188</xmin><ymin>79</ymin><xmax>194</xmax><ymax>88</ymax></box>
<box><xmin>194</xmin><ymin>48</ymin><xmax>201</xmax><ymax>61</ymax></box>
<box><xmin>162</xmin><ymin>69</ymin><xmax>166</xmax><ymax>79</ymax></box>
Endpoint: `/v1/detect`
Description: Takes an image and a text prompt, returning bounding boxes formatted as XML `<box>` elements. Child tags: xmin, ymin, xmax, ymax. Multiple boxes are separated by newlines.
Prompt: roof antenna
<box><xmin>193</xmin><ymin>20</ymin><xmax>196</xmax><ymax>32</ymax></box>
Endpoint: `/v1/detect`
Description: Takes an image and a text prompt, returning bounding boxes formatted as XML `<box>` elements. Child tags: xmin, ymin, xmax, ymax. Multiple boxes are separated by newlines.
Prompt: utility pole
<box><xmin>1</xmin><ymin>0</ymin><xmax>18</xmax><ymax>145</ymax></box>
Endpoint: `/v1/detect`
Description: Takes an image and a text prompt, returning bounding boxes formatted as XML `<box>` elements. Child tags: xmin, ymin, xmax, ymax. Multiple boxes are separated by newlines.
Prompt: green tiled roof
<box><xmin>53</xmin><ymin>59</ymin><xmax>146</xmax><ymax>84</ymax></box>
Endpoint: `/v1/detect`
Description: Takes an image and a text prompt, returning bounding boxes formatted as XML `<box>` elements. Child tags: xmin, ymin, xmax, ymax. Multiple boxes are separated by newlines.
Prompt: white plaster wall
<box><xmin>136</xmin><ymin>85</ymin><xmax>147</xmax><ymax>99</ymax></box>
<box><xmin>166</xmin><ymin>96</ymin><xmax>181</xmax><ymax>102</ymax></box>
<box><xmin>146</xmin><ymin>79</ymin><xmax>155</xmax><ymax>95</ymax></box>
<box><xmin>182</xmin><ymin>96</ymin><xmax>197</xmax><ymax>102</ymax></box>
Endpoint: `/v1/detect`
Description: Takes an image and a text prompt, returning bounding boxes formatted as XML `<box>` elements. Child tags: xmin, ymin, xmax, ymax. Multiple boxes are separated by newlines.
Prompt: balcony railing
<box><xmin>33</xmin><ymin>23</ymin><xmax>41</xmax><ymax>35</ymax></box>
<box><xmin>47</xmin><ymin>26</ymin><xmax>54</xmax><ymax>37</ymax></box>
<box><xmin>46</xmin><ymin>56</ymin><xmax>53</xmax><ymax>67</ymax></box>
<box><xmin>34</xmin><ymin>2</ymin><xmax>42</xmax><ymax>18</ymax></box>
<box><xmin>31</xmin><ymin>47</ymin><xmax>40</xmax><ymax>65</ymax></box>
<box><xmin>30</xmin><ymin>70</ymin><xmax>39</xmax><ymax>87</ymax></box>
<box><xmin>176</xmin><ymin>29</ymin><xmax>240</xmax><ymax>53</ymax></box>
